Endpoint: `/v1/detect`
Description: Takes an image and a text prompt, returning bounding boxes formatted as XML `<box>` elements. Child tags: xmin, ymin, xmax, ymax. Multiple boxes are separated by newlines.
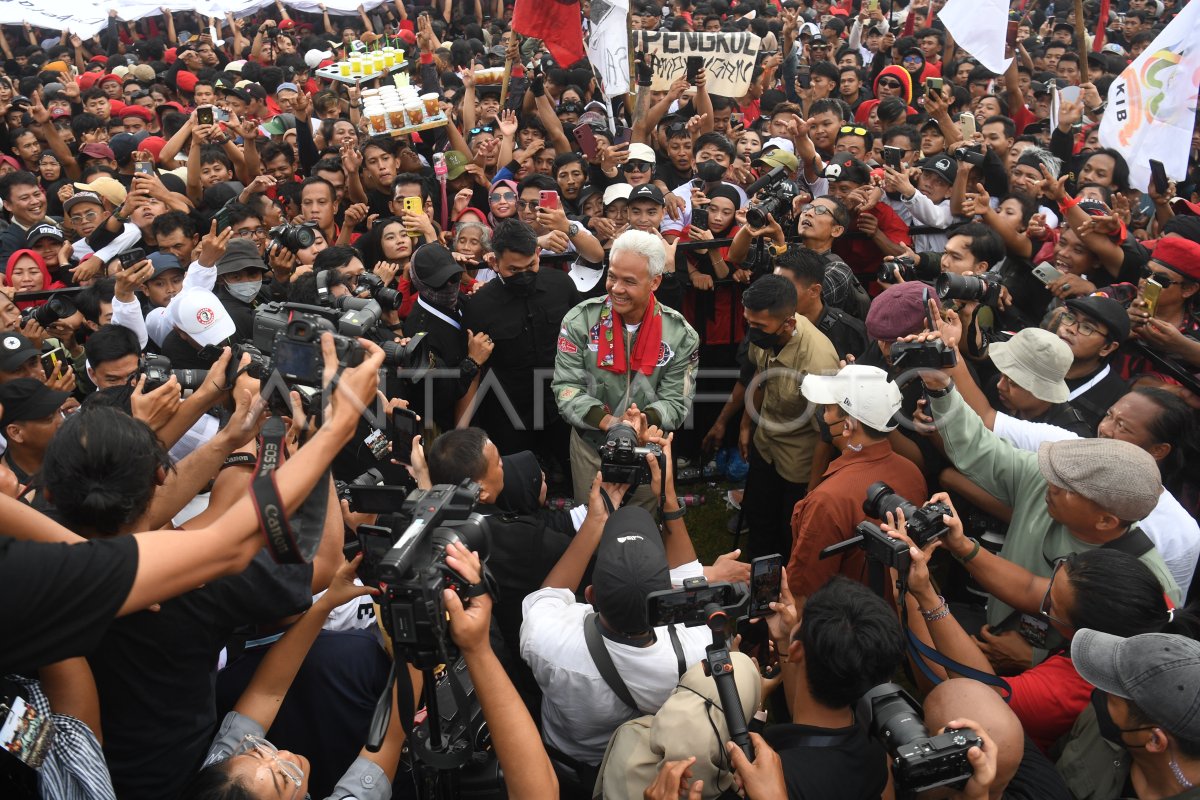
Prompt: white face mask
<box><xmin>225</xmin><ymin>279</ymin><xmax>262</xmax><ymax>303</ymax></box>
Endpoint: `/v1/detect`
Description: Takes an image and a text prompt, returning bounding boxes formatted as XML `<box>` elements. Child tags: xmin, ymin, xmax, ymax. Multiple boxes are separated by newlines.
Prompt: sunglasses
<box><xmin>490</xmin><ymin>190</ymin><xmax>516</xmax><ymax>202</ymax></box>
<box><xmin>878</xmin><ymin>79</ymin><xmax>903</xmax><ymax>89</ymax></box>
<box><xmin>468</xmin><ymin>126</ymin><xmax>494</xmax><ymax>136</ymax></box>
<box><xmin>1141</xmin><ymin>267</ymin><xmax>1186</xmax><ymax>288</ymax></box>
<box><xmin>839</xmin><ymin>125</ymin><xmax>869</xmax><ymax>136</ymax></box>
<box><xmin>518</xmin><ymin>200</ymin><xmax>541</xmax><ymax>210</ymax></box>
<box><xmin>625</xmin><ymin>160</ymin><xmax>653</xmax><ymax>172</ymax></box>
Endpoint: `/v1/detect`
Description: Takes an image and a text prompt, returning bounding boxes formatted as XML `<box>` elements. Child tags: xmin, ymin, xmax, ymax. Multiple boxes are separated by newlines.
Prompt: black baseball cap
<box><xmin>592</xmin><ymin>507</ymin><xmax>671</xmax><ymax>635</ymax></box>
<box><xmin>215</xmin><ymin>238</ymin><xmax>268</xmax><ymax>276</ymax></box>
<box><xmin>1065</xmin><ymin>294</ymin><xmax>1131</xmax><ymax>343</ymax></box>
<box><xmin>25</xmin><ymin>224</ymin><xmax>65</xmax><ymax>248</ymax></box>
<box><xmin>919</xmin><ymin>154</ymin><xmax>958</xmax><ymax>185</ymax></box>
<box><xmin>0</xmin><ymin>333</ymin><xmax>40</xmax><ymax>373</ymax></box>
<box><xmin>0</xmin><ymin>378</ymin><xmax>68</xmax><ymax>429</ymax></box>
<box><xmin>628</xmin><ymin>184</ymin><xmax>665</xmax><ymax>206</ymax></box>
<box><xmin>412</xmin><ymin>243</ymin><xmax>464</xmax><ymax>288</ymax></box>
<box><xmin>822</xmin><ymin>152</ymin><xmax>871</xmax><ymax>185</ymax></box>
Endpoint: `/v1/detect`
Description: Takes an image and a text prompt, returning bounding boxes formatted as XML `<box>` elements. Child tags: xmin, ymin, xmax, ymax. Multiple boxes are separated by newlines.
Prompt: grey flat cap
<box><xmin>1037</xmin><ymin>437</ymin><xmax>1161</xmax><ymax>521</ymax></box>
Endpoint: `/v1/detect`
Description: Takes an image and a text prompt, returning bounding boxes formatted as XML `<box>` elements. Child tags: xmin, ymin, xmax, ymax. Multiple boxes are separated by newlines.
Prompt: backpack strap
<box><xmin>667</xmin><ymin>624</ymin><xmax>686</xmax><ymax>679</ymax></box>
<box><xmin>1102</xmin><ymin>526</ymin><xmax>1155</xmax><ymax>559</ymax></box>
<box><xmin>584</xmin><ymin>613</ymin><xmax>643</xmax><ymax>714</ymax></box>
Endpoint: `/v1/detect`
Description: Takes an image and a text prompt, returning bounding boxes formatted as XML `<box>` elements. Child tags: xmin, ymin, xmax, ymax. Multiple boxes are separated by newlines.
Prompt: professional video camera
<box><xmin>646</xmin><ymin>577</ymin><xmax>755</xmax><ymax>760</ymax></box>
<box><xmin>935</xmin><ymin>272</ymin><xmax>1005</xmax><ymax>307</ymax></box>
<box><xmin>372</xmin><ymin>482</ymin><xmax>493</xmax><ymax>669</ymax></box>
<box><xmin>745</xmin><ymin>169</ymin><xmax>803</xmax><ymax>229</ymax></box>
<box><xmin>599</xmin><ymin>421</ymin><xmax>665</xmax><ymax>487</ymax></box>
<box><xmin>878</xmin><ymin>255</ymin><xmax>940</xmax><ymax>285</ymax></box>
<box><xmin>863</xmin><ymin>482</ymin><xmax>951</xmax><ymax>548</ymax></box>
<box><xmin>819</xmin><ymin>519</ymin><xmax>912</xmax><ymax>573</ymax></box>
<box><xmin>952</xmin><ymin>144</ymin><xmax>985</xmax><ymax>166</ymax></box>
<box><xmin>266</xmin><ymin>221</ymin><xmax>318</xmax><ymax>256</ymax></box>
<box><xmin>21</xmin><ymin>295</ymin><xmax>78</xmax><ymax>329</ymax></box>
<box><xmin>889</xmin><ymin>339</ymin><xmax>958</xmax><ymax>371</ymax></box>
<box><xmin>859</xmin><ymin>683</ymin><xmax>983</xmax><ymax>797</ymax></box>
<box><xmin>140</xmin><ymin>354</ymin><xmax>208</xmax><ymax>392</ymax></box>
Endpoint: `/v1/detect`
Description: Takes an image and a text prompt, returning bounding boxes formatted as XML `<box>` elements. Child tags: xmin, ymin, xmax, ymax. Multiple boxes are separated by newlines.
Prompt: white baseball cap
<box><xmin>305</xmin><ymin>49</ymin><xmax>333</xmax><ymax>69</ymax></box>
<box><xmin>170</xmin><ymin>289</ymin><xmax>236</xmax><ymax>348</ymax></box>
<box><xmin>801</xmin><ymin>364</ymin><xmax>903</xmax><ymax>432</ymax></box>
<box><xmin>603</xmin><ymin>183</ymin><xmax>633</xmax><ymax>206</ymax></box>
<box><xmin>627</xmin><ymin>142</ymin><xmax>657</xmax><ymax>164</ymax></box>
<box><xmin>225</xmin><ymin>60</ymin><xmax>247</xmax><ymax>74</ymax></box>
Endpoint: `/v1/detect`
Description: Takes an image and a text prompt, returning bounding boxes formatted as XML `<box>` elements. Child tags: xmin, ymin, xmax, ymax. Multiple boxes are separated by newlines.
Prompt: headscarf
<box><xmin>5</xmin><ymin>249</ymin><xmax>61</xmax><ymax>310</ymax></box>
<box><xmin>854</xmin><ymin>99</ymin><xmax>880</xmax><ymax>126</ymax></box>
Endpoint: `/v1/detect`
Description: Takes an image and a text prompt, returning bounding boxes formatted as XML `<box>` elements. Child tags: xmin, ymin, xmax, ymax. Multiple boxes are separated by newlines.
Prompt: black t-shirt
<box><xmin>92</xmin><ymin>550</ymin><xmax>314</xmax><ymax>800</ymax></box>
<box><xmin>1003</xmin><ymin>736</ymin><xmax>1074</xmax><ymax>799</ymax></box>
<box><xmin>763</xmin><ymin>720</ymin><xmax>889</xmax><ymax>799</ymax></box>
<box><xmin>1066</xmin><ymin>363</ymin><xmax>1129</xmax><ymax>432</ymax></box>
<box><xmin>0</xmin><ymin>535</ymin><xmax>138</xmax><ymax>675</ymax></box>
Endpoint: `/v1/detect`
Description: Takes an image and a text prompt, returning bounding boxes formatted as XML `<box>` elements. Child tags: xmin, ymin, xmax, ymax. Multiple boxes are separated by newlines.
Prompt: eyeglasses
<box><xmin>878</xmin><ymin>79</ymin><xmax>903</xmax><ymax>89</ymax></box>
<box><xmin>518</xmin><ymin>200</ymin><xmax>541</xmax><ymax>210</ymax></box>
<box><xmin>1058</xmin><ymin>311</ymin><xmax>1105</xmax><ymax>338</ymax></box>
<box><xmin>1141</xmin><ymin>267</ymin><xmax>1185</xmax><ymax>288</ymax></box>
<box><xmin>232</xmin><ymin>227</ymin><xmax>268</xmax><ymax>239</ymax></box>
<box><xmin>489</xmin><ymin>191</ymin><xmax>516</xmax><ymax>202</ymax></box>
<box><xmin>625</xmin><ymin>160</ymin><xmax>652</xmax><ymax>172</ymax></box>
<box><xmin>839</xmin><ymin>125</ymin><xmax>869</xmax><ymax>136</ymax></box>
<box><xmin>1039</xmin><ymin>556</ymin><xmax>1074</xmax><ymax>629</ymax></box>
<box><xmin>800</xmin><ymin>203</ymin><xmax>835</xmax><ymax>218</ymax></box>
<box><xmin>233</xmin><ymin>735</ymin><xmax>303</xmax><ymax>798</ymax></box>
<box><xmin>68</xmin><ymin>211</ymin><xmax>101</xmax><ymax>224</ymax></box>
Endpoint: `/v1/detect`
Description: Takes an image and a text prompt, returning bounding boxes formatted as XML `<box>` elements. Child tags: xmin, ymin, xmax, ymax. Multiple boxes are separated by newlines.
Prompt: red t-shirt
<box><xmin>1008</xmin><ymin>654</ymin><xmax>1095</xmax><ymax>754</ymax></box>
<box><xmin>831</xmin><ymin>203</ymin><xmax>912</xmax><ymax>291</ymax></box>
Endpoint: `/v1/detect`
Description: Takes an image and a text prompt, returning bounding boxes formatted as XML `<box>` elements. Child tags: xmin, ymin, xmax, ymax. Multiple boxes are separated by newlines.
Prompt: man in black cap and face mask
<box><xmin>461</xmin><ymin>219</ymin><xmax>580</xmax><ymax>458</ymax></box>
<box><xmin>402</xmin><ymin>242</ymin><xmax>495</xmax><ymax>431</ymax></box>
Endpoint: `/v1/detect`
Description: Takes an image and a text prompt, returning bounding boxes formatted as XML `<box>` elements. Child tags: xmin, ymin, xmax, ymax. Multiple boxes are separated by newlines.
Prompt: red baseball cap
<box><xmin>279</xmin><ymin>19</ymin><xmax>297</xmax><ymax>30</ymax></box>
<box><xmin>140</xmin><ymin>136</ymin><xmax>167</xmax><ymax>161</ymax></box>
<box><xmin>89</xmin><ymin>55</ymin><xmax>108</xmax><ymax>65</ymax></box>
<box><xmin>121</xmin><ymin>106</ymin><xmax>154</xmax><ymax>122</ymax></box>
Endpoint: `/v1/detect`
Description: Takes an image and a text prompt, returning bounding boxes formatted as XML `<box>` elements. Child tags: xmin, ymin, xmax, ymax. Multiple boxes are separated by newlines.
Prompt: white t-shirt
<box><xmin>994</xmin><ymin>412</ymin><xmax>1199</xmax><ymax>596</ymax></box>
<box><xmin>520</xmin><ymin>562</ymin><xmax>711</xmax><ymax>765</ymax></box>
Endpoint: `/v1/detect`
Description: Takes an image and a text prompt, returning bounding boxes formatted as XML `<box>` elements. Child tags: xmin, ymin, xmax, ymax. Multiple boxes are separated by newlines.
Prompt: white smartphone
<box><xmin>959</xmin><ymin>112</ymin><xmax>977</xmax><ymax>140</ymax></box>
<box><xmin>1032</xmin><ymin>261</ymin><xmax>1063</xmax><ymax>285</ymax></box>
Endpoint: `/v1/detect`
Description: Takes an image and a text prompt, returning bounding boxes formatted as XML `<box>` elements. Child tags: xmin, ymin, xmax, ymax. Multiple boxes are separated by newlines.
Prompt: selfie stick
<box><xmin>701</xmin><ymin>603</ymin><xmax>755</xmax><ymax>761</ymax></box>
<box><xmin>1075</xmin><ymin>0</ymin><xmax>1090</xmax><ymax>83</ymax></box>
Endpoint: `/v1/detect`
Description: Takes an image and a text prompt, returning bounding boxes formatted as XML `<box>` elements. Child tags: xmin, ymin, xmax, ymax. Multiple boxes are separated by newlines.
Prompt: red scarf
<box><xmin>597</xmin><ymin>294</ymin><xmax>664</xmax><ymax>376</ymax></box>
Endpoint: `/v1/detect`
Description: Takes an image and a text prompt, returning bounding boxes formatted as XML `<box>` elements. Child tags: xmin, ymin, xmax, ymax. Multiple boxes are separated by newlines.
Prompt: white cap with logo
<box><xmin>170</xmin><ymin>289</ymin><xmax>236</xmax><ymax>348</ymax></box>
<box><xmin>801</xmin><ymin>364</ymin><xmax>903</xmax><ymax>432</ymax></box>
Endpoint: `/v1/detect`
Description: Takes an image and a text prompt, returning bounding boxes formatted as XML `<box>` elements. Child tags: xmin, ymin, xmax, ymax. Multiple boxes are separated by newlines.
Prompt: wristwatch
<box><xmin>567</xmin><ymin>221</ymin><xmax>581</xmax><ymax>238</ymax></box>
<box><xmin>460</xmin><ymin>357</ymin><xmax>480</xmax><ymax>378</ymax></box>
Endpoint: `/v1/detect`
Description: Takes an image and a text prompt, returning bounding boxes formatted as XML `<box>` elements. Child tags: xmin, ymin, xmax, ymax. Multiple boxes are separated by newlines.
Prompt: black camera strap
<box><xmin>251</xmin><ymin>416</ymin><xmax>329</xmax><ymax>563</ymax></box>
<box><xmin>584</xmin><ymin>613</ymin><xmax>686</xmax><ymax>714</ymax></box>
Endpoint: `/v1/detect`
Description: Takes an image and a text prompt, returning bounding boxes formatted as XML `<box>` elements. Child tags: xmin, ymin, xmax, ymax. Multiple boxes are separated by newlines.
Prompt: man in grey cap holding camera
<box><xmin>1072</xmin><ymin>630</ymin><xmax>1200</xmax><ymax>798</ymax></box>
<box><xmin>920</xmin><ymin>360</ymin><xmax>1180</xmax><ymax>670</ymax></box>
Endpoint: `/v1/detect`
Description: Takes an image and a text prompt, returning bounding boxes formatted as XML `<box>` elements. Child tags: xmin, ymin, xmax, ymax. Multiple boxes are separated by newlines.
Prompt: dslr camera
<box><xmin>140</xmin><ymin>354</ymin><xmax>207</xmax><ymax>392</ymax></box>
<box><xmin>878</xmin><ymin>256</ymin><xmax>939</xmax><ymax>285</ymax></box>
<box><xmin>266</xmin><ymin>221</ymin><xmax>318</xmax><ymax>256</ymax></box>
<box><xmin>599</xmin><ymin>421</ymin><xmax>665</xmax><ymax>487</ymax></box>
<box><xmin>819</xmin><ymin>519</ymin><xmax>913</xmax><ymax>573</ymax></box>
<box><xmin>952</xmin><ymin>144</ymin><xmax>985</xmax><ymax>166</ymax></box>
<box><xmin>373</xmin><ymin>482</ymin><xmax>493</xmax><ymax>668</ymax></box>
<box><xmin>863</xmin><ymin>482</ymin><xmax>951</xmax><ymax>548</ymax></box>
<box><xmin>270</xmin><ymin>313</ymin><xmax>365</xmax><ymax>389</ymax></box>
<box><xmin>889</xmin><ymin>339</ymin><xmax>958</xmax><ymax>371</ymax></box>
<box><xmin>22</xmin><ymin>295</ymin><xmax>78</xmax><ymax>329</ymax></box>
<box><xmin>936</xmin><ymin>271</ymin><xmax>1005</xmax><ymax>307</ymax></box>
<box><xmin>745</xmin><ymin>173</ymin><xmax>803</xmax><ymax>230</ymax></box>
<box><xmin>859</xmin><ymin>683</ymin><xmax>983</xmax><ymax>796</ymax></box>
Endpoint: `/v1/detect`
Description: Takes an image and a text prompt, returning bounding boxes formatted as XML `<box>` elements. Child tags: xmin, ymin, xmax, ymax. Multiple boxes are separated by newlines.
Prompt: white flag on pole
<box><xmin>586</xmin><ymin>0</ymin><xmax>630</xmax><ymax>97</ymax></box>
<box><xmin>937</xmin><ymin>0</ymin><xmax>1012</xmax><ymax>77</ymax></box>
<box><xmin>1099</xmin><ymin>0</ymin><xmax>1200</xmax><ymax>192</ymax></box>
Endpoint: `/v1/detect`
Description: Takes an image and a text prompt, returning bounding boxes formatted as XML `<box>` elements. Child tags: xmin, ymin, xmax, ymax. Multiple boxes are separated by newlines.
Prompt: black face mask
<box><xmin>745</xmin><ymin>326</ymin><xmax>780</xmax><ymax>349</ymax></box>
<box><xmin>695</xmin><ymin>159</ymin><xmax>727</xmax><ymax>183</ymax></box>
<box><xmin>1092</xmin><ymin>690</ymin><xmax>1149</xmax><ymax>750</ymax></box>
<box><xmin>500</xmin><ymin>269</ymin><xmax>536</xmax><ymax>295</ymax></box>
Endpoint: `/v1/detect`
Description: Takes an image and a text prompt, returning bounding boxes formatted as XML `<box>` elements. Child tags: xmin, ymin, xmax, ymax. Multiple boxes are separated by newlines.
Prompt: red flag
<box><xmin>1093</xmin><ymin>0</ymin><xmax>1111</xmax><ymax>51</ymax></box>
<box><xmin>513</xmin><ymin>0</ymin><xmax>585</xmax><ymax>67</ymax></box>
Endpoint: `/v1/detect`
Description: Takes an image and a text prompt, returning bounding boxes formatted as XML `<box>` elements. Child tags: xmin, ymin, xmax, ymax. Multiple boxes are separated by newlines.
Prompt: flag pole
<box><xmin>1075</xmin><ymin>0</ymin><xmax>1090</xmax><ymax>83</ymax></box>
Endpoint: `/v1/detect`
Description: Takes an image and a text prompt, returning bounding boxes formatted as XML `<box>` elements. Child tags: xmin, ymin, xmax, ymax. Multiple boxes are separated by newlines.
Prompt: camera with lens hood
<box><xmin>22</xmin><ymin>295</ymin><xmax>78</xmax><ymax>329</ymax></box>
<box><xmin>859</xmin><ymin>683</ymin><xmax>983</xmax><ymax>796</ymax></box>
<box><xmin>935</xmin><ymin>271</ymin><xmax>1005</xmax><ymax>307</ymax></box>
<box><xmin>599</xmin><ymin>421</ymin><xmax>665</xmax><ymax>487</ymax></box>
<box><xmin>266</xmin><ymin>221</ymin><xmax>318</xmax><ymax>255</ymax></box>
<box><xmin>878</xmin><ymin>255</ymin><xmax>940</xmax><ymax>284</ymax></box>
<box><xmin>863</xmin><ymin>482</ymin><xmax>951</xmax><ymax>548</ymax></box>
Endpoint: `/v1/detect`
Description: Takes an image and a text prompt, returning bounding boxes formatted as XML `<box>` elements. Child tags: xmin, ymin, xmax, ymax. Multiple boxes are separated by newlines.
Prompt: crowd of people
<box><xmin>1</xmin><ymin>0</ymin><xmax>1199</xmax><ymax>797</ymax></box>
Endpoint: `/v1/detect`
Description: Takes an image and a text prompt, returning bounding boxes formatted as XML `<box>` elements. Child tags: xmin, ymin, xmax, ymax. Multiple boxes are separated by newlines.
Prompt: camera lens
<box><xmin>936</xmin><ymin>273</ymin><xmax>987</xmax><ymax>303</ymax></box>
<box><xmin>863</xmin><ymin>481</ymin><xmax>918</xmax><ymax>522</ymax></box>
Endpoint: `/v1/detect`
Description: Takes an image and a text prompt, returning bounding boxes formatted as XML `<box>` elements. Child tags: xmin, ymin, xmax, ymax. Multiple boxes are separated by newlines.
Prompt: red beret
<box><xmin>121</xmin><ymin>106</ymin><xmax>154</xmax><ymax>122</ymax></box>
<box><xmin>1151</xmin><ymin>237</ymin><xmax>1200</xmax><ymax>282</ymax></box>
<box><xmin>99</xmin><ymin>73</ymin><xmax>121</xmax><ymax>85</ymax></box>
<box><xmin>140</xmin><ymin>136</ymin><xmax>167</xmax><ymax>161</ymax></box>
<box><xmin>78</xmin><ymin>73</ymin><xmax>99</xmax><ymax>91</ymax></box>
<box><xmin>89</xmin><ymin>55</ymin><xmax>108</xmax><ymax>65</ymax></box>
<box><xmin>107</xmin><ymin>100</ymin><xmax>125</xmax><ymax>117</ymax></box>
<box><xmin>176</xmin><ymin>71</ymin><xmax>199</xmax><ymax>93</ymax></box>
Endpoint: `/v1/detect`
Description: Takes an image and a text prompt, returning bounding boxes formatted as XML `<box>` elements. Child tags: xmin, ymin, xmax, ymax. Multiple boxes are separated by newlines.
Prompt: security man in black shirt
<box><xmin>462</xmin><ymin>218</ymin><xmax>581</xmax><ymax>458</ymax></box>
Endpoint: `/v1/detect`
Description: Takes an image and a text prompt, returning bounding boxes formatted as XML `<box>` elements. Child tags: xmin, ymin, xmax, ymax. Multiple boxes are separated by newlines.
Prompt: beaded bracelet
<box><xmin>920</xmin><ymin>595</ymin><xmax>949</xmax><ymax>623</ymax></box>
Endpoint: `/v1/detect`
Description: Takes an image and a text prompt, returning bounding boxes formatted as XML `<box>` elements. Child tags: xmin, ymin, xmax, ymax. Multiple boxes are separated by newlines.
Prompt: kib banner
<box><xmin>1099</xmin><ymin>0</ymin><xmax>1200</xmax><ymax>192</ymax></box>
<box><xmin>633</xmin><ymin>31</ymin><xmax>761</xmax><ymax>99</ymax></box>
